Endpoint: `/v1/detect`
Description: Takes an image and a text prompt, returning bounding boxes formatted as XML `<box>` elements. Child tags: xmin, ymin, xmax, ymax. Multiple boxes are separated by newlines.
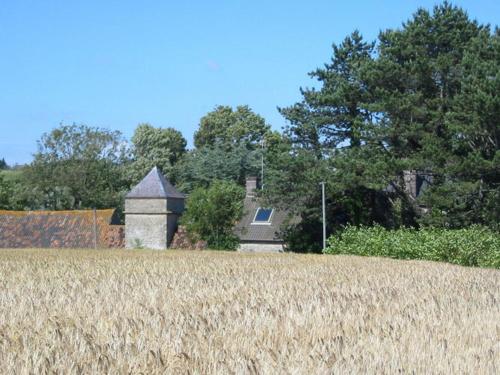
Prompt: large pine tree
<box><xmin>372</xmin><ymin>2</ymin><xmax>498</xmax><ymax>227</ymax></box>
<box><xmin>265</xmin><ymin>2</ymin><xmax>499</xmax><ymax>251</ymax></box>
<box><xmin>280</xmin><ymin>30</ymin><xmax>375</xmax><ymax>152</ymax></box>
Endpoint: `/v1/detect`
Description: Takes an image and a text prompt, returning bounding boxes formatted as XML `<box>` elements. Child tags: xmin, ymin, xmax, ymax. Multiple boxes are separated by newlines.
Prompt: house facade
<box><xmin>233</xmin><ymin>176</ymin><xmax>291</xmax><ymax>252</ymax></box>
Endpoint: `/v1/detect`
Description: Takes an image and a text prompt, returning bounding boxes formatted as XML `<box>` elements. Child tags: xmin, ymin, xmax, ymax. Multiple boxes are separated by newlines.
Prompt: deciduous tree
<box><xmin>181</xmin><ymin>180</ymin><xmax>245</xmax><ymax>250</ymax></box>
<box><xmin>25</xmin><ymin>123</ymin><xmax>129</xmax><ymax>210</ymax></box>
<box><xmin>194</xmin><ymin>105</ymin><xmax>270</xmax><ymax>149</ymax></box>
<box><xmin>130</xmin><ymin>123</ymin><xmax>186</xmax><ymax>183</ymax></box>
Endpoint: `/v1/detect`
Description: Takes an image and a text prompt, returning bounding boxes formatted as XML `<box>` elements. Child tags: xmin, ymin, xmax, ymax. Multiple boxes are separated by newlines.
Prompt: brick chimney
<box><xmin>245</xmin><ymin>176</ymin><xmax>258</xmax><ymax>197</ymax></box>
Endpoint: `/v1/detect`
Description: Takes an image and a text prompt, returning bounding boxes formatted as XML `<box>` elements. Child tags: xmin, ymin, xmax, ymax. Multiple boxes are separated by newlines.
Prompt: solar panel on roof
<box><xmin>254</xmin><ymin>208</ymin><xmax>273</xmax><ymax>222</ymax></box>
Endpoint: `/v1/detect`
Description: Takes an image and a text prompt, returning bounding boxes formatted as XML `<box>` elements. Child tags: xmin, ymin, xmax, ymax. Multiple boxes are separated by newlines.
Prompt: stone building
<box><xmin>125</xmin><ymin>167</ymin><xmax>185</xmax><ymax>249</ymax></box>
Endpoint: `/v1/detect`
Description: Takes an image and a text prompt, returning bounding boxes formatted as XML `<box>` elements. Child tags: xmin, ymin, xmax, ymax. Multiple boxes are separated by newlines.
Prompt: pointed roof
<box><xmin>126</xmin><ymin>167</ymin><xmax>185</xmax><ymax>199</ymax></box>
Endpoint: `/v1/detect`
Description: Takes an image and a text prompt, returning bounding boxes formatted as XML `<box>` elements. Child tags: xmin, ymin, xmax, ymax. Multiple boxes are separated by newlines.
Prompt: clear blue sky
<box><xmin>1</xmin><ymin>0</ymin><xmax>498</xmax><ymax>165</ymax></box>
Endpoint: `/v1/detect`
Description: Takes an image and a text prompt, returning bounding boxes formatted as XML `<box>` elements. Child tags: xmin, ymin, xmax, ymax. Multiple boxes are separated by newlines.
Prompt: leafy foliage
<box><xmin>130</xmin><ymin>123</ymin><xmax>186</xmax><ymax>184</ymax></box>
<box><xmin>369</xmin><ymin>3</ymin><xmax>499</xmax><ymax>228</ymax></box>
<box><xmin>194</xmin><ymin>105</ymin><xmax>270</xmax><ymax>149</ymax></box>
<box><xmin>325</xmin><ymin>225</ymin><xmax>500</xmax><ymax>268</ymax></box>
<box><xmin>180</xmin><ymin>180</ymin><xmax>245</xmax><ymax>250</ymax></box>
<box><xmin>0</xmin><ymin>174</ymin><xmax>11</xmax><ymax>209</ymax></box>
<box><xmin>175</xmin><ymin>141</ymin><xmax>261</xmax><ymax>193</ymax></box>
<box><xmin>24</xmin><ymin>123</ymin><xmax>130</xmax><ymax>210</ymax></box>
<box><xmin>280</xmin><ymin>30</ymin><xmax>375</xmax><ymax>151</ymax></box>
<box><xmin>177</xmin><ymin>106</ymin><xmax>273</xmax><ymax>193</ymax></box>
<box><xmin>2</xmin><ymin>3</ymin><xmax>498</xmax><ymax>257</ymax></box>
<box><xmin>0</xmin><ymin>169</ymin><xmax>33</xmax><ymax>210</ymax></box>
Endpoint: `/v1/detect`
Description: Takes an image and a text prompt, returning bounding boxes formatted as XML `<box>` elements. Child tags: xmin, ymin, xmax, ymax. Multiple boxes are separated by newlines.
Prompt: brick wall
<box><xmin>170</xmin><ymin>226</ymin><xmax>207</xmax><ymax>250</ymax></box>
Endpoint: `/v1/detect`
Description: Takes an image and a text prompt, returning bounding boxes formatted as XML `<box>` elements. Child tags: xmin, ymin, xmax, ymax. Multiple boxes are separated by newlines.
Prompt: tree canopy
<box><xmin>194</xmin><ymin>105</ymin><xmax>270</xmax><ymax>149</ymax></box>
<box><xmin>175</xmin><ymin>141</ymin><xmax>261</xmax><ymax>193</ymax></box>
<box><xmin>180</xmin><ymin>180</ymin><xmax>245</xmax><ymax>250</ymax></box>
<box><xmin>280</xmin><ymin>30</ymin><xmax>375</xmax><ymax>152</ymax></box>
<box><xmin>0</xmin><ymin>174</ymin><xmax>11</xmax><ymax>209</ymax></box>
<box><xmin>130</xmin><ymin>123</ymin><xmax>187</xmax><ymax>183</ymax></box>
<box><xmin>264</xmin><ymin>2</ymin><xmax>500</xmax><ymax>251</ymax></box>
<box><xmin>176</xmin><ymin>105</ymin><xmax>273</xmax><ymax>193</ymax></box>
<box><xmin>24</xmin><ymin>124</ymin><xmax>129</xmax><ymax>210</ymax></box>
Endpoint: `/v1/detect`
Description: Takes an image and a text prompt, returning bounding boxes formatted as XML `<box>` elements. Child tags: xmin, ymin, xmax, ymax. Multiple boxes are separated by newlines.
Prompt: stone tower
<box><xmin>125</xmin><ymin>167</ymin><xmax>185</xmax><ymax>249</ymax></box>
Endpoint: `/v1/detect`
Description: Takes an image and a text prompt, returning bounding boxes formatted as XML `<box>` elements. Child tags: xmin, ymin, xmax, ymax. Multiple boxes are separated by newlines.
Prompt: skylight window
<box><xmin>253</xmin><ymin>208</ymin><xmax>273</xmax><ymax>223</ymax></box>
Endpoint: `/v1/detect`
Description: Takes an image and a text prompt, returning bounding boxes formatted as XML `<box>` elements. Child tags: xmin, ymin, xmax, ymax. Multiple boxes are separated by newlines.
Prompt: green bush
<box><xmin>324</xmin><ymin>225</ymin><xmax>500</xmax><ymax>268</ymax></box>
<box><xmin>180</xmin><ymin>180</ymin><xmax>245</xmax><ymax>250</ymax></box>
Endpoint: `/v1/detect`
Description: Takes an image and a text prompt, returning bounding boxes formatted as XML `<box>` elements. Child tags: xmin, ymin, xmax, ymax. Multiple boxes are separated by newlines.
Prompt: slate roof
<box><xmin>0</xmin><ymin>209</ymin><xmax>124</xmax><ymax>248</ymax></box>
<box><xmin>234</xmin><ymin>196</ymin><xmax>294</xmax><ymax>243</ymax></box>
<box><xmin>126</xmin><ymin>166</ymin><xmax>185</xmax><ymax>199</ymax></box>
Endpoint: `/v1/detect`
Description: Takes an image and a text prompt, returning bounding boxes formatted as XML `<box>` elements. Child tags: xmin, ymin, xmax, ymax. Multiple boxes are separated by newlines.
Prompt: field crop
<box><xmin>0</xmin><ymin>249</ymin><xmax>498</xmax><ymax>374</ymax></box>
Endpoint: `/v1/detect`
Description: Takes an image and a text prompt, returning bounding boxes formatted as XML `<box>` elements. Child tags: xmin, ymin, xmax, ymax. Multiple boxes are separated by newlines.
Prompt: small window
<box><xmin>253</xmin><ymin>208</ymin><xmax>273</xmax><ymax>223</ymax></box>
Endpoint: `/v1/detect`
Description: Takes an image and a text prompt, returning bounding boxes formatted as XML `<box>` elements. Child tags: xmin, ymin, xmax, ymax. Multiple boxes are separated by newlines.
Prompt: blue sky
<box><xmin>1</xmin><ymin>1</ymin><xmax>499</xmax><ymax>165</ymax></box>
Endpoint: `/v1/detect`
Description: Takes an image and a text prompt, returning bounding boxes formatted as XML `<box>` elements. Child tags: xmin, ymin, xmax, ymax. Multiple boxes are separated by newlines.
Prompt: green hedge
<box><xmin>324</xmin><ymin>225</ymin><xmax>500</xmax><ymax>268</ymax></box>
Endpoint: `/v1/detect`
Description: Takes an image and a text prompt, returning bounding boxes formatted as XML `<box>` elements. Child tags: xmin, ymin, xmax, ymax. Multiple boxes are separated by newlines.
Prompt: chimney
<box><xmin>245</xmin><ymin>176</ymin><xmax>258</xmax><ymax>197</ymax></box>
<box><xmin>403</xmin><ymin>170</ymin><xmax>418</xmax><ymax>199</ymax></box>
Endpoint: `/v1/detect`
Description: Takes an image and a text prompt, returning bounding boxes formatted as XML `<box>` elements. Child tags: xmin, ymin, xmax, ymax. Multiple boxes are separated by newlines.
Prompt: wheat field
<box><xmin>0</xmin><ymin>250</ymin><xmax>498</xmax><ymax>374</ymax></box>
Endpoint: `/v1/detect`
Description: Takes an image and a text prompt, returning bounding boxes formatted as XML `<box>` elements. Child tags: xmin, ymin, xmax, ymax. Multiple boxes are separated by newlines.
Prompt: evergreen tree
<box><xmin>418</xmin><ymin>26</ymin><xmax>500</xmax><ymax>227</ymax></box>
<box><xmin>372</xmin><ymin>2</ymin><xmax>498</xmax><ymax>228</ymax></box>
<box><xmin>0</xmin><ymin>158</ymin><xmax>8</xmax><ymax>170</ymax></box>
<box><xmin>174</xmin><ymin>141</ymin><xmax>261</xmax><ymax>193</ymax></box>
<box><xmin>266</xmin><ymin>2</ymin><xmax>499</xmax><ymax>251</ymax></box>
<box><xmin>269</xmin><ymin>31</ymin><xmax>396</xmax><ymax>251</ymax></box>
<box><xmin>280</xmin><ymin>30</ymin><xmax>375</xmax><ymax>152</ymax></box>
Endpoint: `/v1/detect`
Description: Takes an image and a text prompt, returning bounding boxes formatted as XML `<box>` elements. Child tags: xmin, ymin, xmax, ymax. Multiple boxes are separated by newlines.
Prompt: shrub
<box><xmin>324</xmin><ymin>225</ymin><xmax>500</xmax><ymax>268</ymax></box>
<box><xmin>180</xmin><ymin>180</ymin><xmax>245</xmax><ymax>250</ymax></box>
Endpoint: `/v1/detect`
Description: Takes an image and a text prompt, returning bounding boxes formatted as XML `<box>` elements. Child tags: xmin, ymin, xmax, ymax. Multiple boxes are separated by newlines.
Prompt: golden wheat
<box><xmin>0</xmin><ymin>249</ymin><xmax>498</xmax><ymax>374</ymax></box>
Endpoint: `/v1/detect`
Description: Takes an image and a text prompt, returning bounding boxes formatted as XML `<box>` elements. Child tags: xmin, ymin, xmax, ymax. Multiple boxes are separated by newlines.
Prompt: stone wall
<box><xmin>170</xmin><ymin>226</ymin><xmax>207</xmax><ymax>250</ymax></box>
<box><xmin>125</xmin><ymin>197</ymin><xmax>170</xmax><ymax>249</ymax></box>
<box><xmin>125</xmin><ymin>198</ymin><xmax>168</xmax><ymax>214</ymax></box>
<box><xmin>238</xmin><ymin>242</ymin><xmax>284</xmax><ymax>253</ymax></box>
<box><xmin>103</xmin><ymin>225</ymin><xmax>125</xmax><ymax>248</ymax></box>
<box><xmin>125</xmin><ymin>214</ymin><xmax>167</xmax><ymax>249</ymax></box>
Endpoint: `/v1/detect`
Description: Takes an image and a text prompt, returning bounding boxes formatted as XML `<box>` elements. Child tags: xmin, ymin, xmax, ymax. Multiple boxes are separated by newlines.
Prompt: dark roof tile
<box><xmin>126</xmin><ymin>166</ymin><xmax>185</xmax><ymax>199</ymax></box>
<box><xmin>234</xmin><ymin>197</ymin><xmax>296</xmax><ymax>243</ymax></box>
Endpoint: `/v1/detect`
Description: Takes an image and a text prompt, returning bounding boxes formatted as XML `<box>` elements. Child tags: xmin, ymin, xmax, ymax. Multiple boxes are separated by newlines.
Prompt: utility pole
<box><xmin>320</xmin><ymin>181</ymin><xmax>326</xmax><ymax>250</ymax></box>
<box><xmin>93</xmin><ymin>208</ymin><xmax>98</xmax><ymax>249</ymax></box>
<box><xmin>261</xmin><ymin>139</ymin><xmax>265</xmax><ymax>190</ymax></box>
